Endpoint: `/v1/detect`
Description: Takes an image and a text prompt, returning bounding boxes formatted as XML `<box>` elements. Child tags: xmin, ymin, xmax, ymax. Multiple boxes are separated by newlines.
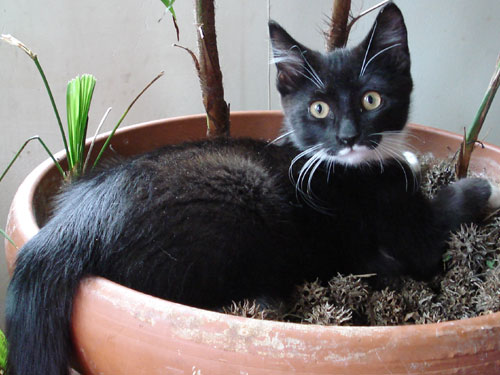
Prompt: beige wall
<box><xmin>0</xmin><ymin>0</ymin><xmax>499</xmax><ymax>327</ymax></box>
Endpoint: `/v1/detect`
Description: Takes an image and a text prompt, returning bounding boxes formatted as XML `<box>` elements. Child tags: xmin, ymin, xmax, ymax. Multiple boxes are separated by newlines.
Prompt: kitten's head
<box><xmin>270</xmin><ymin>3</ymin><xmax>412</xmax><ymax>166</ymax></box>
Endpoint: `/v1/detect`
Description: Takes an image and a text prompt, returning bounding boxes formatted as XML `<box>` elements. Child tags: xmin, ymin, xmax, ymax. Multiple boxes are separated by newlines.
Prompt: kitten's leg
<box><xmin>410</xmin><ymin>178</ymin><xmax>500</xmax><ymax>280</ymax></box>
<box><xmin>432</xmin><ymin>178</ymin><xmax>500</xmax><ymax>230</ymax></box>
<box><xmin>373</xmin><ymin>178</ymin><xmax>499</xmax><ymax>283</ymax></box>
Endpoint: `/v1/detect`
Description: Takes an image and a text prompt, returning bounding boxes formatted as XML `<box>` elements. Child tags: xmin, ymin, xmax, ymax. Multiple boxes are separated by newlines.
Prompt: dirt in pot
<box><xmin>224</xmin><ymin>155</ymin><xmax>500</xmax><ymax>326</ymax></box>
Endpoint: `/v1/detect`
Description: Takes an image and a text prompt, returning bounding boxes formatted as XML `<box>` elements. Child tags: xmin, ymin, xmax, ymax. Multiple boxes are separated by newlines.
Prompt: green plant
<box><xmin>0</xmin><ymin>35</ymin><xmax>163</xmax><ymax>183</ymax></box>
<box><xmin>0</xmin><ymin>329</ymin><xmax>7</xmax><ymax>374</ymax></box>
<box><xmin>66</xmin><ymin>75</ymin><xmax>97</xmax><ymax>177</ymax></box>
<box><xmin>456</xmin><ymin>55</ymin><xmax>500</xmax><ymax>178</ymax></box>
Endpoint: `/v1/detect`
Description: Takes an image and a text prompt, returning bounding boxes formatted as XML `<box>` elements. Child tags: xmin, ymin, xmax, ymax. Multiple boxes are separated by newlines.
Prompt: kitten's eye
<box><xmin>362</xmin><ymin>91</ymin><xmax>382</xmax><ymax>111</ymax></box>
<box><xmin>309</xmin><ymin>101</ymin><xmax>330</xmax><ymax>119</ymax></box>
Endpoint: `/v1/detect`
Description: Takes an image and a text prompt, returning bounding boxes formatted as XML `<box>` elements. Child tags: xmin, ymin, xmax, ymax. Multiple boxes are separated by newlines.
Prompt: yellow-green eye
<box><xmin>362</xmin><ymin>91</ymin><xmax>382</xmax><ymax>111</ymax></box>
<box><xmin>309</xmin><ymin>101</ymin><xmax>330</xmax><ymax>119</ymax></box>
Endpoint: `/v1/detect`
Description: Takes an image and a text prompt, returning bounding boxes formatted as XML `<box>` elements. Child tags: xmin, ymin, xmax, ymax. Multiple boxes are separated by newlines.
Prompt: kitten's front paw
<box><xmin>487</xmin><ymin>180</ymin><xmax>500</xmax><ymax>210</ymax></box>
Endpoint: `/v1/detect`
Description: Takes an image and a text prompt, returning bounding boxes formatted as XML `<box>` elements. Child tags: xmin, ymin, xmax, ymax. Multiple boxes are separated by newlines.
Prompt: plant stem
<box><xmin>195</xmin><ymin>0</ymin><xmax>230</xmax><ymax>137</ymax></box>
<box><xmin>327</xmin><ymin>0</ymin><xmax>351</xmax><ymax>51</ymax></box>
<box><xmin>456</xmin><ymin>55</ymin><xmax>500</xmax><ymax>178</ymax></box>
<box><xmin>0</xmin><ymin>228</ymin><xmax>17</xmax><ymax>249</ymax></box>
<box><xmin>33</xmin><ymin>56</ymin><xmax>70</xmax><ymax>159</ymax></box>
<box><xmin>0</xmin><ymin>136</ymin><xmax>65</xmax><ymax>183</ymax></box>
<box><xmin>1</xmin><ymin>35</ymin><xmax>70</xmax><ymax>160</ymax></box>
<box><xmin>326</xmin><ymin>0</ymin><xmax>389</xmax><ymax>51</ymax></box>
<box><xmin>83</xmin><ymin>107</ymin><xmax>112</xmax><ymax>174</ymax></box>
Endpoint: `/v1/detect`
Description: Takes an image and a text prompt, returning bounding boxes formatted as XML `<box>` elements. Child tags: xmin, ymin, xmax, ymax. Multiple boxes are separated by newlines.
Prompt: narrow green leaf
<box><xmin>93</xmin><ymin>72</ymin><xmax>164</xmax><ymax>169</ymax></box>
<box><xmin>0</xmin><ymin>136</ymin><xmax>65</xmax><ymax>183</ymax></box>
<box><xmin>1</xmin><ymin>34</ymin><xmax>70</xmax><ymax>160</ymax></box>
<box><xmin>160</xmin><ymin>0</ymin><xmax>177</xmax><ymax>19</ymax></box>
<box><xmin>0</xmin><ymin>228</ymin><xmax>17</xmax><ymax>249</ymax></box>
<box><xmin>486</xmin><ymin>259</ymin><xmax>497</xmax><ymax>269</ymax></box>
<box><xmin>0</xmin><ymin>329</ymin><xmax>7</xmax><ymax>372</ymax></box>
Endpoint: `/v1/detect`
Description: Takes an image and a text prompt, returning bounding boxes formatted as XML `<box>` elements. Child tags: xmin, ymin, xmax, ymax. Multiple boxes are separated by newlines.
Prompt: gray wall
<box><xmin>0</xmin><ymin>0</ymin><xmax>499</xmax><ymax>328</ymax></box>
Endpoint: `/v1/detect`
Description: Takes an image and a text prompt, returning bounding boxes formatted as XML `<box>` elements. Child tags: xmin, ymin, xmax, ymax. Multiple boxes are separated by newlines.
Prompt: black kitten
<box><xmin>6</xmin><ymin>4</ymin><xmax>499</xmax><ymax>375</ymax></box>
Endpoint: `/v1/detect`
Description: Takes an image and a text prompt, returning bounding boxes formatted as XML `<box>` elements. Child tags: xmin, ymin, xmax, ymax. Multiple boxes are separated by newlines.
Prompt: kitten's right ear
<box><xmin>269</xmin><ymin>20</ymin><xmax>308</xmax><ymax>95</ymax></box>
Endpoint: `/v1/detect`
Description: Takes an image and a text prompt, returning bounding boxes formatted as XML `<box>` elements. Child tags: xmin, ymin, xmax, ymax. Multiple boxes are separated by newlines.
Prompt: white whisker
<box><xmin>268</xmin><ymin>130</ymin><xmax>295</xmax><ymax>145</ymax></box>
<box><xmin>360</xmin><ymin>43</ymin><xmax>402</xmax><ymax>77</ymax></box>
<box><xmin>289</xmin><ymin>144</ymin><xmax>322</xmax><ymax>187</ymax></box>
<box><xmin>360</xmin><ymin>20</ymin><xmax>378</xmax><ymax>78</ymax></box>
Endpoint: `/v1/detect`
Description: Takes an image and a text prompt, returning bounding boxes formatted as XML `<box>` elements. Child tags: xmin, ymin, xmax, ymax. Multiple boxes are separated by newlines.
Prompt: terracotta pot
<box><xmin>5</xmin><ymin>111</ymin><xmax>500</xmax><ymax>374</ymax></box>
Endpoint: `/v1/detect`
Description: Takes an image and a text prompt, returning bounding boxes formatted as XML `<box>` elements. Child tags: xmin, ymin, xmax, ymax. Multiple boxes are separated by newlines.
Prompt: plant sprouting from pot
<box><xmin>166</xmin><ymin>0</ymin><xmax>230</xmax><ymax>138</ymax></box>
<box><xmin>1</xmin><ymin>34</ymin><xmax>70</xmax><ymax>160</ymax></box>
<box><xmin>456</xmin><ymin>55</ymin><xmax>500</xmax><ymax>178</ymax></box>
<box><xmin>66</xmin><ymin>74</ymin><xmax>97</xmax><ymax>177</ymax></box>
<box><xmin>0</xmin><ymin>34</ymin><xmax>164</xmax><ymax>182</ymax></box>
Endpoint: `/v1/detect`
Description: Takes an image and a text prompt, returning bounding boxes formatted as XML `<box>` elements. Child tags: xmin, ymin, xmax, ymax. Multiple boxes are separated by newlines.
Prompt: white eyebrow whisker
<box><xmin>360</xmin><ymin>20</ymin><xmax>378</xmax><ymax>78</ymax></box>
<box><xmin>360</xmin><ymin>43</ymin><xmax>402</xmax><ymax>77</ymax></box>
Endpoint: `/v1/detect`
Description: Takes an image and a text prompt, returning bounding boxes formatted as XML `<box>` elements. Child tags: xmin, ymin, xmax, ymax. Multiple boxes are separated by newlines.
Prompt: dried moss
<box><xmin>419</xmin><ymin>154</ymin><xmax>457</xmax><ymax>199</ymax></box>
<box><xmin>222</xmin><ymin>299</ymin><xmax>284</xmax><ymax>321</ymax></box>
<box><xmin>224</xmin><ymin>155</ymin><xmax>500</xmax><ymax>326</ymax></box>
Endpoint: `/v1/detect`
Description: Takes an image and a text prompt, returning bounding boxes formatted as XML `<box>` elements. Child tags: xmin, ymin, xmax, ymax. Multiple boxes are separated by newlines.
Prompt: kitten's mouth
<box><xmin>328</xmin><ymin>145</ymin><xmax>375</xmax><ymax>165</ymax></box>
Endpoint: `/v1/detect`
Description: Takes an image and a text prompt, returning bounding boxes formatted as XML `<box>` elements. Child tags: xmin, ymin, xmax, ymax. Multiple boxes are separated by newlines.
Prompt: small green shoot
<box><xmin>0</xmin><ymin>329</ymin><xmax>7</xmax><ymax>374</ymax></box>
<box><xmin>66</xmin><ymin>75</ymin><xmax>96</xmax><ymax>177</ymax></box>
<box><xmin>0</xmin><ymin>228</ymin><xmax>17</xmax><ymax>249</ymax></box>
<box><xmin>161</xmin><ymin>0</ymin><xmax>177</xmax><ymax>19</ymax></box>
<box><xmin>442</xmin><ymin>253</ymin><xmax>452</xmax><ymax>263</ymax></box>
<box><xmin>486</xmin><ymin>259</ymin><xmax>497</xmax><ymax>269</ymax></box>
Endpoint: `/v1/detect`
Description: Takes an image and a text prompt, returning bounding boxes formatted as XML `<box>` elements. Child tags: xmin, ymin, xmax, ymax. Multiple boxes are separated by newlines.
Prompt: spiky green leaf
<box><xmin>66</xmin><ymin>74</ymin><xmax>96</xmax><ymax>177</ymax></box>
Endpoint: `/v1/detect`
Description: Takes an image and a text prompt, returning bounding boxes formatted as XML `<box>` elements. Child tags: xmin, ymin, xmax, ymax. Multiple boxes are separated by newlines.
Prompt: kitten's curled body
<box><xmin>6</xmin><ymin>4</ymin><xmax>499</xmax><ymax>375</ymax></box>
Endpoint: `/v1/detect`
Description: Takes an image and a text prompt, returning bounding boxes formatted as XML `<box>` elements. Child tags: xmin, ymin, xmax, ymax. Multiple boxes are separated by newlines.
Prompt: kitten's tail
<box><xmin>6</xmin><ymin>218</ymin><xmax>89</xmax><ymax>375</ymax></box>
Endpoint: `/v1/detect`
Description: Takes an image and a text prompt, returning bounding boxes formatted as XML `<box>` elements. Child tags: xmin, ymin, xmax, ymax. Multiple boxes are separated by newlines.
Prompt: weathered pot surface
<box><xmin>5</xmin><ymin>111</ymin><xmax>500</xmax><ymax>374</ymax></box>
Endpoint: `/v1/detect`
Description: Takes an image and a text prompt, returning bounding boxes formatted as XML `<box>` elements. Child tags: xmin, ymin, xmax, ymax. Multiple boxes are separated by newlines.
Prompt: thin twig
<box><xmin>82</xmin><ymin>107</ymin><xmax>112</xmax><ymax>174</ymax></box>
<box><xmin>92</xmin><ymin>72</ymin><xmax>165</xmax><ymax>169</ymax></box>
<box><xmin>456</xmin><ymin>54</ymin><xmax>500</xmax><ymax>178</ymax></box>
<box><xmin>347</xmin><ymin>0</ymin><xmax>390</xmax><ymax>31</ymax></box>
<box><xmin>173</xmin><ymin>44</ymin><xmax>201</xmax><ymax>72</ymax></box>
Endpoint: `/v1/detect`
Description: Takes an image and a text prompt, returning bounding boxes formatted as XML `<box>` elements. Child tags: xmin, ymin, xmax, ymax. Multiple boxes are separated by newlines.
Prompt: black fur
<box><xmin>6</xmin><ymin>4</ymin><xmax>496</xmax><ymax>375</ymax></box>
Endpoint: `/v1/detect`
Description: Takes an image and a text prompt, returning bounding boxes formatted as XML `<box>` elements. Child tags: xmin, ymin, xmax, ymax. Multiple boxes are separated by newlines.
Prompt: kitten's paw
<box><xmin>487</xmin><ymin>180</ymin><xmax>500</xmax><ymax>210</ymax></box>
<box><xmin>403</xmin><ymin>151</ymin><xmax>420</xmax><ymax>173</ymax></box>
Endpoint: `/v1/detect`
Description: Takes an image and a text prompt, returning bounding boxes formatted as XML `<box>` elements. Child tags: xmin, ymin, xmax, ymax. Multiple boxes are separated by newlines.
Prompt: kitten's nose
<box><xmin>338</xmin><ymin>134</ymin><xmax>359</xmax><ymax>147</ymax></box>
<box><xmin>337</xmin><ymin>120</ymin><xmax>360</xmax><ymax>148</ymax></box>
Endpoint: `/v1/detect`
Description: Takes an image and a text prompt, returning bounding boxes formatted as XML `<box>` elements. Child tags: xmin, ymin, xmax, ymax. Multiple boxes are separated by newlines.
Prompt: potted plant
<box><xmin>3</xmin><ymin>1</ymin><xmax>500</xmax><ymax>374</ymax></box>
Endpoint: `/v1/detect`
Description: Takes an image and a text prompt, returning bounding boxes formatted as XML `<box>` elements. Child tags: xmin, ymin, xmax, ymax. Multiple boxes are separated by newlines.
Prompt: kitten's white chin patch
<box><xmin>335</xmin><ymin>145</ymin><xmax>376</xmax><ymax>165</ymax></box>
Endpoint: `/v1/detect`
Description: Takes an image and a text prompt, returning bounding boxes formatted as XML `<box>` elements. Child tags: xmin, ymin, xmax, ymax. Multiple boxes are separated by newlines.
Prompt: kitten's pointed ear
<box><xmin>359</xmin><ymin>3</ymin><xmax>410</xmax><ymax>74</ymax></box>
<box><xmin>269</xmin><ymin>20</ymin><xmax>309</xmax><ymax>95</ymax></box>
